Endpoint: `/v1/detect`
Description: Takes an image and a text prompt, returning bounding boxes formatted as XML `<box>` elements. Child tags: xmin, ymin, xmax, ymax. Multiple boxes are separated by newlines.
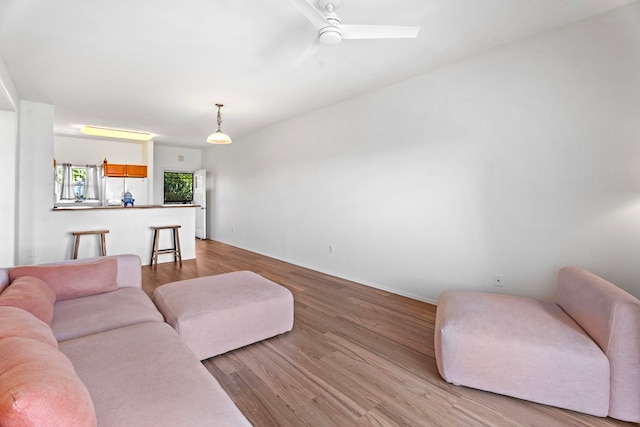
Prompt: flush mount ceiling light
<box><xmin>207</xmin><ymin>104</ymin><xmax>232</xmax><ymax>144</ymax></box>
<box><xmin>80</xmin><ymin>125</ymin><xmax>153</xmax><ymax>141</ymax></box>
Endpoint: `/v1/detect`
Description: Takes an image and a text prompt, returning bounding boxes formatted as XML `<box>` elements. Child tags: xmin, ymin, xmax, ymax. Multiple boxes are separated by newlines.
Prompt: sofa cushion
<box><xmin>59</xmin><ymin>321</ymin><xmax>251</xmax><ymax>427</ymax></box>
<box><xmin>0</xmin><ymin>276</ymin><xmax>56</xmax><ymax>324</ymax></box>
<box><xmin>0</xmin><ymin>337</ymin><xmax>96</xmax><ymax>427</ymax></box>
<box><xmin>10</xmin><ymin>257</ymin><xmax>118</xmax><ymax>301</ymax></box>
<box><xmin>52</xmin><ymin>287</ymin><xmax>164</xmax><ymax>342</ymax></box>
<box><xmin>0</xmin><ymin>306</ymin><xmax>58</xmax><ymax>348</ymax></box>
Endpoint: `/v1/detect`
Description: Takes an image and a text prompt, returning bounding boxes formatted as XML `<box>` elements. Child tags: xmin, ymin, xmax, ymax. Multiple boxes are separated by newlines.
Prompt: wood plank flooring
<box><xmin>142</xmin><ymin>239</ymin><xmax>632</xmax><ymax>427</ymax></box>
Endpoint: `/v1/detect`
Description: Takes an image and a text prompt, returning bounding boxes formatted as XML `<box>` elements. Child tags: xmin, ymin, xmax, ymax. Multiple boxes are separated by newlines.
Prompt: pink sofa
<box><xmin>435</xmin><ymin>267</ymin><xmax>640</xmax><ymax>422</ymax></box>
<box><xmin>0</xmin><ymin>255</ymin><xmax>251</xmax><ymax>426</ymax></box>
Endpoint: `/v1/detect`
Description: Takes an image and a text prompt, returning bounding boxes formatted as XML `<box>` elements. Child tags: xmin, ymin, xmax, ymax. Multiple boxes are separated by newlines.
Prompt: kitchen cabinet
<box><xmin>126</xmin><ymin>165</ymin><xmax>147</xmax><ymax>178</ymax></box>
<box><xmin>103</xmin><ymin>164</ymin><xmax>127</xmax><ymax>177</ymax></box>
<box><xmin>104</xmin><ymin>164</ymin><xmax>147</xmax><ymax>178</ymax></box>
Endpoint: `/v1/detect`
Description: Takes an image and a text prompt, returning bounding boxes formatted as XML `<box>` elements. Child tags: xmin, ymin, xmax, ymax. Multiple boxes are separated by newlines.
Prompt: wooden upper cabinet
<box><xmin>126</xmin><ymin>165</ymin><xmax>148</xmax><ymax>178</ymax></box>
<box><xmin>104</xmin><ymin>164</ymin><xmax>147</xmax><ymax>178</ymax></box>
<box><xmin>103</xmin><ymin>163</ymin><xmax>127</xmax><ymax>177</ymax></box>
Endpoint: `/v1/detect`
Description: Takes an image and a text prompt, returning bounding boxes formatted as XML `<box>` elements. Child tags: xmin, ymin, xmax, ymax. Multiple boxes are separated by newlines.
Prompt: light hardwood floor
<box><xmin>142</xmin><ymin>239</ymin><xmax>632</xmax><ymax>427</ymax></box>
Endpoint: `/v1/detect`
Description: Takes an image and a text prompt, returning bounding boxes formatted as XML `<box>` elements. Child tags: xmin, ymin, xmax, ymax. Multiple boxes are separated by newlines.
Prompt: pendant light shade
<box><xmin>207</xmin><ymin>104</ymin><xmax>232</xmax><ymax>144</ymax></box>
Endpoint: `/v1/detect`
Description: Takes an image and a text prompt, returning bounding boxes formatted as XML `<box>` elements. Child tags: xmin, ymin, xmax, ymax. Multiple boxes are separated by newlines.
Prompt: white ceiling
<box><xmin>0</xmin><ymin>0</ymin><xmax>635</xmax><ymax>147</ymax></box>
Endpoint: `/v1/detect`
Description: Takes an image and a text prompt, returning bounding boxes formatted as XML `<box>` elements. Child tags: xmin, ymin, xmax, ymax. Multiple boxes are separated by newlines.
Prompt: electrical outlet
<box><xmin>328</xmin><ymin>244</ymin><xmax>334</xmax><ymax>254</ymax></box>
<box><xmin>231</xmin><ymin>226</ymin><xmax>235</xmax><ymax>233</ymax></box>
<box><xmin>494</xmin><ymin>274</ymin><xmax>504</xmax><ymax>287</ymax></box>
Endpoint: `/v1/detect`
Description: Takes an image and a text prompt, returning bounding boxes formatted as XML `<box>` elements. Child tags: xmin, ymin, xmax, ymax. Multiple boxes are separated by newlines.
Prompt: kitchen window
<box><xmin>54</xmin><ymin>164</ymin><xmax>101</xmax><ymax>205</ymax></box>
<box><xmin>163</xmin><ymin>171</ymin><xmax>193</xmax><ymax>204</ymax></box>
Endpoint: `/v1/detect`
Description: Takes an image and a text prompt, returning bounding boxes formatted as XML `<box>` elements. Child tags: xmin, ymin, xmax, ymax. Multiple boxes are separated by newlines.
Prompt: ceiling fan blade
<box><xmin>340</xmin><ymin>25</ymin><xmax>420</xmax><ymax>40</ymax></box>
<box><xmin>294</xmin><ymin>39</ymin><xmax>322</xmax><ymax>66</ymax></box>
<box><xmin>289</xmin><ymin>0</ymin><xmax>328</xmax><ymax>30</ymax></box>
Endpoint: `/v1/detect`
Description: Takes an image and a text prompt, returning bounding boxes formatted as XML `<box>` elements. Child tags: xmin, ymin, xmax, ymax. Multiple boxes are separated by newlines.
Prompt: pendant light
<box><xmin>207</xmin><ymin>104</ymin><xmax>232</xmax><ymax>144</ymax></box>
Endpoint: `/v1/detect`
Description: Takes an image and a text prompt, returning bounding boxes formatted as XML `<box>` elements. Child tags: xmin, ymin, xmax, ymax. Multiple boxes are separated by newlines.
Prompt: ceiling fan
<box><xmin>290</xmin><ymin>0</ymin><xmax>420</xmax><ymax>65</ymax></box>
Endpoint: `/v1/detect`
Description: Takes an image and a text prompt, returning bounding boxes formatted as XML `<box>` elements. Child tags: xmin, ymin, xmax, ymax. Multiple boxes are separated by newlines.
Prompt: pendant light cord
<box><xmin>216</xmin><ymin>104</ymin><xmax>224</xmax><ymax>132</ymax></box>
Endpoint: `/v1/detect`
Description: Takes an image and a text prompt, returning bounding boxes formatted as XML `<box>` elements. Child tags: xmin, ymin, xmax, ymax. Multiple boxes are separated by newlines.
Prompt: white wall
<box><xmin>0</xmin><ymin>55</ymin><xmax>18</xmax><ymax>266</ymax></box>
<box><xmin>0</xmin><ymin>55</ymin><xmax>17</xmax><ymax>112</ymax></box>
<box><xmin>54</xmin><ymin>135</ymin><xmax>146</xmax><ymax>166</ymax></box>
<box><xmin>0</xmin><ymin>111</ymin><xmax>17</xmax><ymax>266</ymax></box>
<box><xmin>205</xmin><ymin>3</ymin><xmax>640</xmax><ymax>303</ymax></box>
<box><xmin>17</xmin><ymin>101</ymin><xmax>56</xmax><ymax>264</ymax></box>
<box><xmin>152</xmin><ymin>145</ymin><xmax>202</xmax><ymax>204</ymax></box>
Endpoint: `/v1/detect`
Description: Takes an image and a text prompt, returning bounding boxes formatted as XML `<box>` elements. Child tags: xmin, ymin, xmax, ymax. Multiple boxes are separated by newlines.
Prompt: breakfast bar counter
<box><xmin>53</xmin><ymin>204</ymin><xmax>199</xmax><ymax>211</ymax></box>
<box><xmin>51</xmin><ymin>205</ymin><xmax>197</xmax><ymax>265</ymax></box>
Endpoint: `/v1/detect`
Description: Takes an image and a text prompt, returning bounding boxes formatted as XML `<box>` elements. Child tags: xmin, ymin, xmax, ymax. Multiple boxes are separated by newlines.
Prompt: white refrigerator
<box><xmin>194</xmin><ymin>169</ymin><xmax>206</xmax><ymax>239</ymax></box>
<box><xmin>104</xmin><ymin>177</ymin><xmax>149</xmax><ymax>206</ymax></box>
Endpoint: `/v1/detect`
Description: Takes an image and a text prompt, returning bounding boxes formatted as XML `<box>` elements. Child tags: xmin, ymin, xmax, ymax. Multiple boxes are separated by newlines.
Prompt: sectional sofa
<box><xmin>435</xmin><ymin>266</ymin><xmax>640</xmax><ymax>422</ymax></box>
<box><xmin>0</xmin><ymin>254</ymin><xmax>251</xmax><ymax>426</ymax></box>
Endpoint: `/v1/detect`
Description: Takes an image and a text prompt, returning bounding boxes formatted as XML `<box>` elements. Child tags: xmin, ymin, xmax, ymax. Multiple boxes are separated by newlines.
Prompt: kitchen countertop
<box><xmin>53</xmin><ymin>204</ymin><xmax>200</xmax><ymax>211</ymax></box>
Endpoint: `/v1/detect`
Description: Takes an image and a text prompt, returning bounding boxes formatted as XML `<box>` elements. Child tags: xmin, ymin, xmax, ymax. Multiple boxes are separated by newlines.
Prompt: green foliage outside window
<box><xmin>56</xmin><ymin>166</ymin><xmax>86</xmax><ymax>184</ymax></box>
<box><xmin>164</xmin><ymin>172</ymin><xmax>193</xmax><ymax>204</ymax></box>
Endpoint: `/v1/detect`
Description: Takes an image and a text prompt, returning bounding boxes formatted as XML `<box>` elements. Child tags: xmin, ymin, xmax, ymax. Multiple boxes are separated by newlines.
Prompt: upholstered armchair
<box><xmin>434</xmin><ymin>267</ymin><xmax>640</xmax><ymax>422</ymax></box>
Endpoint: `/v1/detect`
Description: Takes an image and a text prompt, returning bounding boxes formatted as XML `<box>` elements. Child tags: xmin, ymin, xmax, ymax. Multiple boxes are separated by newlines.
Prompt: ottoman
<box><xmin>152</xmin><ymin>271</ymin><xmax>294</xmax><ymax>360</ymax></box>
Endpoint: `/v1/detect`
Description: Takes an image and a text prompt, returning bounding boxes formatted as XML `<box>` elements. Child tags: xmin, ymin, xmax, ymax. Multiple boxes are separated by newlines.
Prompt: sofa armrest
<box><xmin>556</xmin><ymin>266</ymin><xmax>640</xmax><ymax>422</ymax></box>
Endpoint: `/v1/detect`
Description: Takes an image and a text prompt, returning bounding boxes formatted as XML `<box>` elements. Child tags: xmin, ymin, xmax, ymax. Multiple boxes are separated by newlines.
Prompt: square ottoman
<box><xmin>152</xmin><ymin>271</ymin><xmax>294</xmax><ymax>360</ymax></box>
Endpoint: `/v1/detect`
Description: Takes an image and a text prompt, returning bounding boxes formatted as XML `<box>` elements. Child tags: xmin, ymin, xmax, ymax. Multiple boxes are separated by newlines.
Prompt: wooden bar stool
<box><xmin>150</xmin><ymin>225</ymin><xmax>182</xmax><ymax>267</ymax></box>
<box><xmin>72</xmin><ymin>229</ymin><xmax>109</xmax><ymax>259</ymax></box>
